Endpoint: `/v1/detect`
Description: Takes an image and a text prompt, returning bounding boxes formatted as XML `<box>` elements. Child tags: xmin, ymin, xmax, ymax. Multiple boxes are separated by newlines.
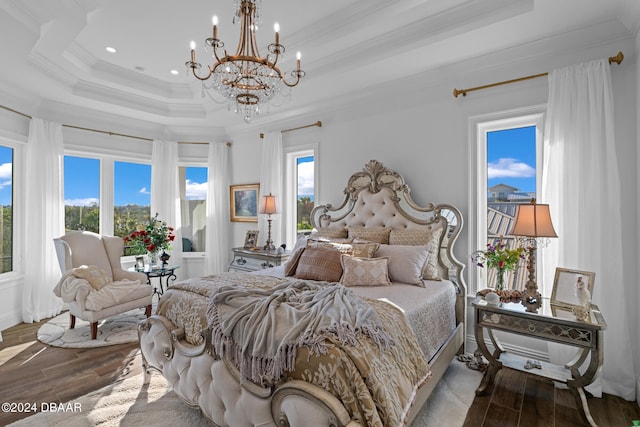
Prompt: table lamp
<box><xmin>509</xmin><ymin>199</ymin><xmax>557</xmax><ymax>312</ymax></box>
<box><xmin>260</xmin><ymin>193</ymin><xmax>278</xmax><ymax>251</ymax></box>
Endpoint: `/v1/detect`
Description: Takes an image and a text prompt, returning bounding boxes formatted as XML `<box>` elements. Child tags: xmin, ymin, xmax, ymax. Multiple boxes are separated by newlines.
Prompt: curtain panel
<box><xmin>23</xmin><ymin>118</ymin><xmax>65</xmax><ymax>322</ymax></box>
<box><xmin>151</xmin><ymin>140</ymin><xmax>183</xmax><ymax>278</ymax></box>
<box><xmin>204</xmin><ymin>142</ymin><xmax>229</xmax><ymax>274</ymax></box>
<box><xmin>541</xmin><ymin>58</ymin><xmax>635</xmax><ymax>400</ymax></box>
<box><xmin>258</xmin><ymin>132</ymin><xmax>283</xmax><ymax>248</ymax></box>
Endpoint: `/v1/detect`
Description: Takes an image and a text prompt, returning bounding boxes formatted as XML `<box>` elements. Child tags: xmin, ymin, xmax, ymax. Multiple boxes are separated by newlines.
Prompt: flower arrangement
<box><xmin>124</xmin><ymin>213</ymin><xmax>175</xmax><ymax>257</ymax></box>
<box><xmin>471</xmin><ymin>238</ymin><xmax>524</xmax><ymax>290</ymax></box>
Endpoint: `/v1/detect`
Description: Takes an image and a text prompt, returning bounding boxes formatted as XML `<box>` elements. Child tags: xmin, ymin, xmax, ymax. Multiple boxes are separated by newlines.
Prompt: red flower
<box><xmin>169</xmin><ymin>235</ymin><xmax>175</xmax><ymax>241</ymax></box>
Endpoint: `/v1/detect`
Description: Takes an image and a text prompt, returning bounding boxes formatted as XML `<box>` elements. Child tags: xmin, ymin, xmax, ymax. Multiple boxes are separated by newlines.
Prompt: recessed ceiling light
<box><xmin>170</xmin><ymin>70</ymin><xmax>179</xmax><ymax>75</ymax></box>
<box><xmin>105</xmin><ymin>46</ymin><xmax>117</xmax><ymax>53</ymax></box>
<box><xmin>134</xmin><ymin>66</ymin><xmax>145</xmax><ymax>72</ymax></box>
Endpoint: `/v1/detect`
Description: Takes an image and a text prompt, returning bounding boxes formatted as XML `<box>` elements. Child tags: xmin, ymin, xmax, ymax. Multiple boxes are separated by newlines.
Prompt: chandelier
<box><xmin>185</xmin><ymin>0</ymin><xmax>305</xmax><ymax>123</ymax></box>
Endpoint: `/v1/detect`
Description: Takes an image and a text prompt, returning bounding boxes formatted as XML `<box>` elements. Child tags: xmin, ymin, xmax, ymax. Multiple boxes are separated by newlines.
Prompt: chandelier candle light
<box><xmin>509</xmin><ymin>199</ymin><xmax>558</xmax><ymax>313</ymax></box>
<box><xmin>260</xmin><ymin>193</ymin><xmax>278</xmax><ymax>251</ymax></box>
<box><xmin>185</xmin><ymin>0</ymin><xmax>305</xmax><ymax>123</ymax></box>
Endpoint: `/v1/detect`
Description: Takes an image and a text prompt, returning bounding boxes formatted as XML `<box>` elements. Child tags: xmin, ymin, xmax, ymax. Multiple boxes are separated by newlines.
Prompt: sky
<box><xmin>0</xmin><ymin>147</ymin><xmax>11</xmax><ymax>205</ymax></box>
<box><xmin>64</xmin><ymin>156</ymin><xmax>208</xmax><ymax>206</ymax></box>
<box><xmin>487</xmin><ymin>126</ymin><xmax>536</xmax><ymax>193</ymax></box>
<box><xmin>297</xmin><ymin>155</ymin><xmax>314</xmax><ymax>198</ymax></box>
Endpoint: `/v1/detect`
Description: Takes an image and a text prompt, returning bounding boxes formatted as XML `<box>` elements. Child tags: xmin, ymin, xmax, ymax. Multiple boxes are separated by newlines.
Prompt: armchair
<box><xmin>53</xmin><ymin>231</ymin><xmax>152</xmax><ymax>339</ymax></box>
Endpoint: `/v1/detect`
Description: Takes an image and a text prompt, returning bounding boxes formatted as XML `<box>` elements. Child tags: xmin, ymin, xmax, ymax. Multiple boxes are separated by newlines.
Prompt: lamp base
<box><xmin>263</xmin><ymin>243</ymin><xmax>275</xmax><ymax>251</ymax></box>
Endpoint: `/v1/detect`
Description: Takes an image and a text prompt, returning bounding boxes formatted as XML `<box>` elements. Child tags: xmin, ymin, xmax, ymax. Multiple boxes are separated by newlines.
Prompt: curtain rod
<box><xmin>453</xmin><ymin>51</ymin><xmax>624</xmax><ymax>98</ymax></box>
<box><xmin>0</xmin><ymin>104</ymin><xmax>231</xmax><ymax>146</ymax></box>
<box><xmin>259</xmin><ymin>120</ymin><xmax>322</xmax><ymax>139</ymax></box>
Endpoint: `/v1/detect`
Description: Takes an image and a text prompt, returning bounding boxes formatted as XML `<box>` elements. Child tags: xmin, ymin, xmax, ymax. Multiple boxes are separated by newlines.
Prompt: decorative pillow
<box><xmin>306</xmin><ymin>239</ymin><xmax>354</xmax><ymax>254</ymax></box>
<box><xmin>294</xmin><ymin>246</ymin><xmax>343</xmax><ymax>282</ymax></box>
<box><xmin>374</xmin><ymin>244</ymin><xmax>429</xmax><ymax>286</ymax></box>
<box><xmin>350</xmin><ymin>241</ymin><xmax>380</xmax><ymax>258</ymax></box>
<box><xmin>310</xmin><ymin>227</ymin><xmax>348</xmax><ymax>240</ymax></box>
<box><xmin>339</xmin><ymin>255</ymin><xmax>391</xmax><ymax>287</ymax></box>
<box><xmin>347</xmin><ymin>227</ymin><xmax>391</xmax><ymax>244</ymax></box>
<box><xmin>72</xmin><ymin>265</ymin><xmax>111</xmax><ymax>290</ymax></box>
<box><xmin>284</xmin><ymin>247</ymin><xmax>306</xmax><ymax>276</ymax></box>
<box><xmin>389</xmin><ymin>227</ymin><xmax>443</xmax><ymax>280</ymax></box>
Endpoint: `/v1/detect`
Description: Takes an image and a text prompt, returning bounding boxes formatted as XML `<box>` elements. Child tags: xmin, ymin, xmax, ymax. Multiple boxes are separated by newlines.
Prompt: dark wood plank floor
<box><xmin>463</xmin><ymin>365</ymin><xmax>640</xmax><ymax>427</ymax></box>
<box><xmin>1</xmin><ymin>318</ymin><xmax>639</xmax><ymax>426</ymax></box>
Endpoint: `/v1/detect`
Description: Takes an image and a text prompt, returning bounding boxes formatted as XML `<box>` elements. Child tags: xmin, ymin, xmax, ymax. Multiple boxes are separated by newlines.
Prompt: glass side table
<box><xmin>130</xmin><ymin>264</ymin><xmax>180</xmax><ymax>297</ymax></box>
<box><xmin>472</xmin><ymin>295</ymin><xmax>606</xmax><ymax>427</ymax></box>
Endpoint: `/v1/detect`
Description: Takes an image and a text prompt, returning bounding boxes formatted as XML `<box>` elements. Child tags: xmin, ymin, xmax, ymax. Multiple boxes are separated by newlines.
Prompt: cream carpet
<box><xmin>9</xmin><ymin>359</ymin><xmax>482</xmax><ymax>427</ymax></box>
<box><xmin>37</xmin><ymin>309</ymin><xmax>148</xmax><ymax>348</ymax></box>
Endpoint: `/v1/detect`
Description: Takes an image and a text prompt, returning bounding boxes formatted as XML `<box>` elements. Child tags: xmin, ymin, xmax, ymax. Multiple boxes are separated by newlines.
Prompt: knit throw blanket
<box><xmin>206</xmin><ymin>280</ymin><xmax>393</xmax><ymax>386</ymax></box>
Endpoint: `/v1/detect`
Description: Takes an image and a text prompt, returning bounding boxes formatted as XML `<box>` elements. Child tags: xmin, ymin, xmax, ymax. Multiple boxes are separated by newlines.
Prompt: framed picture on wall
<box><xmin>550</xmin><ymin>267</ymin><xmax>595</xmax><ymax>309</ymax></box>
<box><xmin>230</xmin><ymin>184</ymin><xmax>259</xmax><ymax>222</ymax></box>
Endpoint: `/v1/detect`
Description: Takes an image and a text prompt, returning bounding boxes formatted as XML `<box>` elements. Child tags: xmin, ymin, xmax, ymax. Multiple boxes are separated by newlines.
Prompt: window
<box><xmin>64</xmin><ymin>156</ymin><xmax>100</xmax><ymax>233</ymax></box>
<box><xmin>285</xmin><ymin>149</ymin><xmax>316</xmax><ymax>249</ymax></box>
<box><xmin>180</xmin><ymin>166</ymin><xmax>207</xmax><ymax>252</ymax></box>
<box><xmin>0</xmin><ymin>146</ymin><xmax>13</xmax><ymax>273</ymax></box>
<box><xmin>473</xmin><ymin>112</ymin><xmax>543</xmax><ymax>292</ymax></box>
<box><xmin>114</xmin><ymin>161</ymin><xmax>151</xmax><ymax>254</ymax></box>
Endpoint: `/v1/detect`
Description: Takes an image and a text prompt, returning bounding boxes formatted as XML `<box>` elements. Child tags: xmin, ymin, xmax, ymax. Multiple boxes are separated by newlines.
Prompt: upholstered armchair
<box><xmin>53</xmin><ymin>231</ymin><xmax>152</xmax><ymax>339</ymax></box>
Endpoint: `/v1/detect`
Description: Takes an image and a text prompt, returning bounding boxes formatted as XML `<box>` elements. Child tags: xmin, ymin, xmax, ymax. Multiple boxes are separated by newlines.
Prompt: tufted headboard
<box><xmin>310</xmin><ymin>160</ymin><xmax>466</xmax><ymax>293</ymax></box>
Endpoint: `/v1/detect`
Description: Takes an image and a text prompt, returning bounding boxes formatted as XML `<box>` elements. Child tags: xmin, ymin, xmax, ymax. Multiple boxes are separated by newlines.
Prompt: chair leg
<box><xmin>145</xmin><ymin>304</ymin><xmax>152</xmax><ymax>318</ymax></box>
<box><xmin>90</xmin><ymin>322</ymin><xmax>98</xmax><ymax>340</ymax></box>
<box><xmin>70</xmin><ymin>314</ymin><xmax>76</xmax><ymax>329</ymax></box>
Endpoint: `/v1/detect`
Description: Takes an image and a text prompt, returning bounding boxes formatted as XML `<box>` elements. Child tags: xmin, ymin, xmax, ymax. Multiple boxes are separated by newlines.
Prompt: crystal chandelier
<box><xmin>185</xmin><ymin>0</ymin><xmax>305</xmax><ymax>123</ymax></box>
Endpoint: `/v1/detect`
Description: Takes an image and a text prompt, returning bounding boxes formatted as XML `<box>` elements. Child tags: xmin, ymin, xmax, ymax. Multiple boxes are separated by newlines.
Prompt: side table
<box><xmin>228</xmin><ymin>247</ymin><xmax>290</xmax><ymax>272</ymax></box>
<box><xmin>472</xmin><ymin>295</ymin><xmax>606</xmax><ymax>427</ymax></box>
<box><xmin>131</xmin><ymin>264</ymin><xmax>180</xmax><ymax>297</ymax></box>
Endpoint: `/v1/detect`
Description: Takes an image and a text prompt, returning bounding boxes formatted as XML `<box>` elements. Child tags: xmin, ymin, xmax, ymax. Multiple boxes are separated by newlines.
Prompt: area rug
<box><xmin>37</xmin><ymin>309</ymin><xmax>148</xmax><ymax>348</ymax></box>
<box><xmin>9</xmin><ymin>359</ymin><xmax>482</xmax><ymax>427</ymax></box>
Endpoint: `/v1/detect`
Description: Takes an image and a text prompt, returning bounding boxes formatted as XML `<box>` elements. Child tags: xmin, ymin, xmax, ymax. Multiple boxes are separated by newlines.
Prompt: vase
<box><xmin>495</xmin><ymin>268</ymin><xmax>505</xmax><ymax>291</ymax></box>
<box><xmin>148</xmin><ymin>251</ymin><xmax>159</xmax><ymax>266</ymax></box>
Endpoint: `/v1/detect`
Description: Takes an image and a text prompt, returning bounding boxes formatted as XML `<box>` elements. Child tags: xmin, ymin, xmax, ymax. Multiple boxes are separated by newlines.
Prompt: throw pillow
<box><xmin>294</xmin><ymin>246</ymin><xmax>343</xmax><ymax>282</ymax></box>
<box><xmin>310</xmin><ymin>227</ymin><xmax>348</xmax><ymax>240</ymax></box>
<box><xmin>388</xmin><ymin>227</ymin><xmax>443</xmax><ymax>280</ymax></box>
<box><xmin>350</xmin><ymin>241</ymin><xmax>380</xmax><ymax>258</ymax></box>
<box><xmin>73</xmin><ymin>265</ymin><xmax>111</xmax><ymax>290</ymax></box>
<box><xmin>339</xmin><ymin>255</ymin><xmax>391</xmax><ymax>287</ymax></box>
<box><xmin>347</xmin><ymin>227</ymin><xmax>391</xmax><ymax>244</ymax></box>
<box><xmin>306</xmin><ymin>239</ymin><xmax>354</xmax><ymax>254</ymax></box>
<box><xmin>374</xmin><ymin>244</ymin><xmax>429</xmax><ymax>286</ymax></box>
<box><xmin>284</xmin><ymin>247</ymin><xmax>306</xmax><ymax>276</ymax></box>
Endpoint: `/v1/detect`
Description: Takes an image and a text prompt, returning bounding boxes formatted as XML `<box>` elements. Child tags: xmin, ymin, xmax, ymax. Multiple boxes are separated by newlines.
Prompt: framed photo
<box><xmin>550</xmin><ymin>267</ymin><xmax>595</xmax><ymax>309</ymax></box>
<box><xmin>230</xmin><ymin>184</ymin><xmax>259</xmax><ymax>222</ymax></box>
<box><xmin>244</xmin><ymin>230</ymin><xmax>259</xmax><ymax>249</ymax></box>
<box><xmin>134</xmin><ymin>255</ymin><xmax>145</xmax><ymax>271</ymax></box>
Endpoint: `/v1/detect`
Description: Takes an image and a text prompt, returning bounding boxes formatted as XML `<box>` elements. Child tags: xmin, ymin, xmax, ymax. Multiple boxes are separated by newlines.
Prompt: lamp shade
<box><xmin>509</xmin><ymin>202</ymin><xmax>557</xmax><ymax>238</ymax></box>
<box><xmin>259</xmin><ymin>193</ymin><xmax>278</xmax><ymax>215</ymax></box>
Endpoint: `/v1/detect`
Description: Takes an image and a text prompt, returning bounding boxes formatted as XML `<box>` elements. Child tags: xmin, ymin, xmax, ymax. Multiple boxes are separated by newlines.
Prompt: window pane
<box><xmin>486</xmin><ymin>126</ymin><xmax>536</xmax><ymax>291</ymax></box>
<box><xmin>180</xmin><ymin>166</ymin><xmax>207</xmax><ymax>252</ymax></box>
<box><xmin>297</xmin><ymin>156</ymin><xmax>314</xmax><ymax>235</ymax></box>
<box><xmin>0</xmin><ymin>146</ymin><xmax>12</xmax><ymax>273</ymax></box>
<box><xmin>64</xmin><ymin>156</ymin><xmax>100</xmax><ymax>233</ymax></box>
<box><xmin>114</xmin><ymin>161</ymin><xmax>151</xmax><ymax>255</ymax></box>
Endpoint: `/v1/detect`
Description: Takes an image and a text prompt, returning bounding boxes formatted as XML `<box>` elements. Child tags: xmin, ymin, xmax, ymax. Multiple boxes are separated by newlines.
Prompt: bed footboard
<box><xmin>139</xmin><ymin>315</ymin><xmax>362</xmax><ymax>427</ymax></box>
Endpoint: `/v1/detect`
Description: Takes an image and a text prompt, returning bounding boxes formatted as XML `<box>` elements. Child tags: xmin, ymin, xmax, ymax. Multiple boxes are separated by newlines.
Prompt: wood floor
<box><xmin>1</xmin><ymin>318</ymin><xmax>639</xmax><ymax>426</ymax></box>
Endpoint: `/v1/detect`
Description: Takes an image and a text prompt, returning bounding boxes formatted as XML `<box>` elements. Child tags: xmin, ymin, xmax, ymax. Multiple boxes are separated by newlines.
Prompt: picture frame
<box><xmin>135</xmin><ymin>255</ymin><xmax>145</xmax><ymax>271</ymax></box>
<box><xmin>230</xmin><ymin>184</ymin><xmax>260</xmax><ymax>222</ymax></box>
<box><xmin>244</xmin><ymin>230</ymin><xmax>259</xmax><ymax>249</ymax></box>
<box><xmin>550</xmin><ymin>267</ymin><xmax>596</xmax><ymax>309</ymax></box>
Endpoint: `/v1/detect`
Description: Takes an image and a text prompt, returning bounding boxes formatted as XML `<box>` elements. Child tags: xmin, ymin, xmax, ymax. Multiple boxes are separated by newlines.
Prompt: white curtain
<box><xmin>23</xmin><ymin>118</ymin><xmax>65</xmax><ymax>322</ymax></box>
<box><xmin>204</xmin><ymin>142</ymin><xmax>229</xmax><ymax>274</ymax></box>
<box><xmin>258</xmin><ymin>132</ymin><xmax>283</xmax><ymax>248</ymax></box>
<box><xmin>541</xmin><ymin>59</ymin><xmax>635</xmax><ymax>400</ymax></box>
<box><xmin>151</xmin><ymin>140</ymin><xmax>183</xmax><ymax>278</ymax></box>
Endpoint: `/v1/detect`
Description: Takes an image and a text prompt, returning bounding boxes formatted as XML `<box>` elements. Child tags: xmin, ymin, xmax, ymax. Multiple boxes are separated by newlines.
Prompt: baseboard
<box><xmin>0</xmin><ymin>309</ymin><xmax>22</xmax><ymax>334</ymax></box>
<box><xmin>636</xmin><ymin>376</ymin><xmax>640</xmax><ymax>409</ymax></box>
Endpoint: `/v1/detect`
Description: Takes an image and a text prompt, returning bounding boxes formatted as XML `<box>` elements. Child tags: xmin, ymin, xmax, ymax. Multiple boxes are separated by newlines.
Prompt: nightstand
<box><xmin>228</xmin><ymin>247</ymin><xmax>291</xmax><ymax>272</ymax></box>
<box><xmin>472</xmin><ymin>295</ymin><xmax>606</xmax><ymax>427</ymax></box>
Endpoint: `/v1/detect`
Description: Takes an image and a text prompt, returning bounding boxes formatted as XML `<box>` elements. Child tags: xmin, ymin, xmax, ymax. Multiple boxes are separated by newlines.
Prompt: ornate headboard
<box><xmin>310</xmin><ymin>160</ymin><xmax>466</xmax><ymax>293</ymax></box>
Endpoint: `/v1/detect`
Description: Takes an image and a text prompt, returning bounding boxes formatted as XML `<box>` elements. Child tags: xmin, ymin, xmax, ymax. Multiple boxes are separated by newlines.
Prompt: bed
<box><xmin>138</xmin><ymin>160</ymin><xmax>466</xmax><ymax>426</ymax></box>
